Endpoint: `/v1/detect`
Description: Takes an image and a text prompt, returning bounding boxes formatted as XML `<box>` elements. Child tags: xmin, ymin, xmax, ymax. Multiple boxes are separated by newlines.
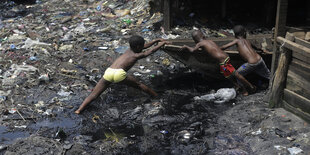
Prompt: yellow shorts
<box><xmin>103</xmin><ymin>68</ymin><xmax>127</xmax><ymax>83</ymax></box>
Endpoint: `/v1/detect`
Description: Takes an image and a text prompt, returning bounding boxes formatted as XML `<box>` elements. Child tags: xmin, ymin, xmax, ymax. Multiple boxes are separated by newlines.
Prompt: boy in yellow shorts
<box><xmin>75</xmin><ymin>35</ymin><xmax>169</xmax><ymax>114</ymax></box>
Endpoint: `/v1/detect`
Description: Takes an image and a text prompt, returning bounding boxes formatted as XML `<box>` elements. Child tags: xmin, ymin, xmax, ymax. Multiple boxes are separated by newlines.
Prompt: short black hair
<box><xmin>129</xmin><ymin>35</ymin><xmax>145</xmax><ymax>52</ymax></box>
<box><xmin>233</xmin><ymin>25</ymin><xmax>246</xmax><ymax>38</ymax></box>
<box><xmin>191</xmin><ymin>30</ymin><xmax>204</xmax><ymax>42</ymax></box>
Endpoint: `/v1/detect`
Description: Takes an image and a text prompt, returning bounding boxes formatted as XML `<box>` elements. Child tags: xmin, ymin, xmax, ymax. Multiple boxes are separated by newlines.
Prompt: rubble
<box><xmin>0</xmin><ymin>0</ymin><xmax>309</xmax><ymax>154</ymax></box>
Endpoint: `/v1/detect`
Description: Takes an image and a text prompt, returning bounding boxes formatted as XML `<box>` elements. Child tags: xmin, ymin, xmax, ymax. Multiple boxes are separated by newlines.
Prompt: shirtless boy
<box><xmin>220</xmin><ymin>25</ymin><xmax>271</xmax><ymax>81</ymax></box>
<box><xmin>182</xmin><ymin>30</ymin><xmax>256</xmax><ymax>95</ymax></box>
<box><xmin>75</xmin><ymin>35</ymin><xmax>169</xmax><ymax>114</ymax></box>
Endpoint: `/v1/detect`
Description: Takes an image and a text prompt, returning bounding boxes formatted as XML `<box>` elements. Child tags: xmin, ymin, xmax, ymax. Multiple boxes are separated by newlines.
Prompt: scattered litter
<box><xmin>57</xmin><ymin>89</ymin><xmax>72</xmax><ymax>97</ymax></box>
<box><xmin>98</xmin><ymin>47</ymin><xmax>109</xmax><ymax>50</ymax></box>
<box><xmin>38</xmin><ymin>74</ymin><xmax>49</xmax><ymax>82</ymax></box>
<box><xmin>274</xmin><ymin>145</ymin><xmax>286</xmax><ymax>150</ymax></box>
<box><xmin>29</xmin><ymin>56</ymin><xmax>38</xmax><ymax>61</ymax></box>
<box><xmin>92</xmin><ymin>114</ymin><xmax>100</xmax><ymax>123</ymax></box>
<box><xmin>194</xmin><ymin>88</ymin><xmax>236</xmax><ymax>103</ymax></box>
<box><xmin>22</xmin><ymin>38</ymin><xmax>51</xmax><ymax>49</ymax></box>
<box><xmin>0</xmin><ymin>96</ymin><xmax>7</xmax><ymax>103</ymax></box>
<box><xmin>251</xmin><ymin>128</ymin><xmax>262</xmax><ymax>135</ymax></box>
<box><xmin>14</xmin><ymin>125</ymin><xmax>27</xmax><ymax>128</ymax></box>
<box><xmin>9</xmin><ymin>108</ymin><xmax>17</xmax><ymax>114</ymax></box>
<box><xmin>287</xmin><ymin>147</ymin><xmax>303</xmax><ymax>155</ymax></box>
<box><xmin>35</xmin><ymin>101</ymin><xmax>45</xmax><ymax>108</ymax></box>
<box><xmin>160</xmin><ymin>130</ymin><xmax>168</xmax><ymax>134</ymax></box>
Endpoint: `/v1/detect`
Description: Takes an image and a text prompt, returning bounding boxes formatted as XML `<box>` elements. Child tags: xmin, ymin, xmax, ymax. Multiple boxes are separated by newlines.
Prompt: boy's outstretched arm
<box><xmin>220</xmin><ymin>40</ymin><xmax>238</xmax><ymax>50</ymax></box>
<box><xmin>138</xmin><ymin>41</ymin><xmax>168</xmax><ymax>58</ymax></box>
<box><xmin>144</xmin><ymin>38</ymin><xmax>164</xmax><ymax>49</ymax></box>
<box><xmin>182</xmin><ymin>44</ymin><xmax>200</xmax><ymax>52</ymax></box>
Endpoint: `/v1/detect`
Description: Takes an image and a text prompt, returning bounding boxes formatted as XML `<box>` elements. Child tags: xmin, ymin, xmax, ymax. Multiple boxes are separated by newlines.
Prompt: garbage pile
<box><xmin>0</xmin><ymin>0</ymin><xmax>167</xmax><ymax>117</ymax></box>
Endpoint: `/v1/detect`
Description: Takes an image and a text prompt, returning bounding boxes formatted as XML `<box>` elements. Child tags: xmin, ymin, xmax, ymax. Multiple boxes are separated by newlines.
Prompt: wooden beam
<box><xmin>269</xmin><ymin>33</ymin><xmax>293</xmax><ymax>108</ymax></box>
<box><xmin>277</xmin><ymin>36</ymin><xmax>310</xmax><ymax>64</ymax></box>
<box><xmin>291</xmin><ymin>58</ymin><xmax>310</xmax><ymax>73</ymax></box>
<box><xmin>163</xmin><ymin>0</ymin><xmax>171</xmax><ymax>30</ymax></box>
<box><xmin>284</xmin><ymin>89</ymin><xmax>310</xmax><ymax>113</ymax></box>
<box><xmin>283</xmin><ymin>100</ymin><xmax>310</xmax><ymax>123</ymax></box>
<box><xmin>271</xmin><ymin>0</ymin><xmax>288</xmax><ymax>74</ymax></box>
<box><xmin>286</xmin><ymin>71</ymin><xmax>310</xmax><ymax>100</ymax></box>
<box><xmin>295</xmin><ymin>37</ymin><xmax>310</xmax><ymax>49</ymax></box>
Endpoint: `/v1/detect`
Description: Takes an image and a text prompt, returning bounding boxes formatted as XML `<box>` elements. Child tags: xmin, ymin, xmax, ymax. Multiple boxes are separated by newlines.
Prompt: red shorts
<box><xmin>220</xmin><ymin>57</ymin><xmax>236</xmax><ymax>78</ymax></box>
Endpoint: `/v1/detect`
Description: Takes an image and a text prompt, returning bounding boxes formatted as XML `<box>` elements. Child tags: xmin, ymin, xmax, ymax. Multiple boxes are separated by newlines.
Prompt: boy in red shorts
<box><xmin>182</xmin><ymin>30</ymin><xmax>256</xmax><ymax>95</ymax></box>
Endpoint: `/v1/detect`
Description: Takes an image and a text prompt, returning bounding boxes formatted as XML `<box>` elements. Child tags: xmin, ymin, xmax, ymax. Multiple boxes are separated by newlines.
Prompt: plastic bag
<box><xmin>194</xmin><ymin>88</ymin><xmax>236</xmax><ymax>103</ymax></box>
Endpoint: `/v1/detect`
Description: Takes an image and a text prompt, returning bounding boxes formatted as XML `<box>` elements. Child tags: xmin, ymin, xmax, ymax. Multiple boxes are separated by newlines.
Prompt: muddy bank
<box><xmin>1</xmin><ymin>72</ymin><xmax>310</xmax><ymax>154</ymax></box>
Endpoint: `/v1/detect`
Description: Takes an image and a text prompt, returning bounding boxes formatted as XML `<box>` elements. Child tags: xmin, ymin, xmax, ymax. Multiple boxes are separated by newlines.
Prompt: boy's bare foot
<box><xmin>74</xmin><ymin>110</ymin><xmax>81</xmax><ymax>114</ymax></box>
<box><xmin>242</xmin><ymin>90</ymin><xmax>249</xmax><ymax>96</ymax></box>
<box><xmin>249</xmin><ymin>85</ymin><xmax>257</xmax><ymax>94</ymax></box>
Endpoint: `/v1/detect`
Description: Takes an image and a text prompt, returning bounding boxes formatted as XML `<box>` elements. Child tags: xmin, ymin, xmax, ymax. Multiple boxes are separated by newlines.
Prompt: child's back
<box><xmin>221</xmin><ymin>25</ymin><xmax>271</xmax><ymax>81</ymax></box>
<box><xmin>235</xmin><ymin>38</ymin><xmax>261</xmax><ymax>64</ymax></box>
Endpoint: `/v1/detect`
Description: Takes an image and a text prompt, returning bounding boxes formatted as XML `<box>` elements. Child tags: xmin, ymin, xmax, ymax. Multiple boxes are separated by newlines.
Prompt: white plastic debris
<box><xmin>274</xmin><ymin>145</ymin><xmax>286</xmax><ymax>150</ymax></box>
<box><xmin>14</xmin><ymin>125</ymin><xmax>27</xmax><ymax>128</ymax></box>
<box><xmin>133</xmin><ymin>72</ymin><xmax>142</xmax><ymax>77</ymax></box>
<box><xmin>194</xmin><ymin>88</ymin><xmax>236</xmax><ymax>103</ymax></box>
<box><xmin>251</xmin><ymin>128</ymin><xmax>262</xmax><ymax>135</ymax></box>
<box><xmin>287</xmin><ymin>147</ymin><xmax>303</xmax><ymax>155</ymax></box>
<box><xmin>22</xmin><ymin>38</ymin><xmax>51</xmax><ymax>49</ymax></box>
<box><xmin>57</xmin><ymin>89</ymin><xmax>72</xmax><ymax>97</ymax></box>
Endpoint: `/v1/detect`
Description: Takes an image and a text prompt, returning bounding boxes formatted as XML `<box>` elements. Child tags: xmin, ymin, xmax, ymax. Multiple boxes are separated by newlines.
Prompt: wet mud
<box><xmin>1</xmin><ymin>67</ymin><xmax>310</xmax><ymax>154</ymax></box>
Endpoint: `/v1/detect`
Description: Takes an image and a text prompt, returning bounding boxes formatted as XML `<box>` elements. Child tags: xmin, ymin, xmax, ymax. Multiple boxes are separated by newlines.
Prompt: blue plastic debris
<box><xmin>10</xmin><ymin>44</ymin><xmax>15</xmax><ymax>50</ymax></box>
<box><xmin>114</xmin><ymin>46</ymin><xmax>127</xmax><ymax>54</ymax></box>
<box><xmin>142</xmin><ymin>28</ymin><xmax>151</xmax><ymax>32</ymax></box>
<box><xmin>29</xmin><ymin>56</ymin><xmax>37</xmax><ymax>61</ymax></box>
<box><xmin>0</xmin><ymin>96</ymin><xmax>7</xmax><ymax>102</ymax></box>
<box><xmin>160</xmin><ymin>130</ymin><xmax>168</xmax><ymax>134</ymax></box>
<box><xmin>96</xmin><ymin>5</ymin><xmax>101</xmax><ymax>11</ymax></box>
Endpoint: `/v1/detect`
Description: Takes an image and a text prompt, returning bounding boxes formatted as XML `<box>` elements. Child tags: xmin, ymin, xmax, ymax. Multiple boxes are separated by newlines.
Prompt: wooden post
<box><xmin>269</xmin><ymin>32</ymin><xmax>294</xmax><ymax>108</ymax></box>
<box><xmin>163</xmin><ymin>0</ymin><xmax>171</xmax><ymax>30</ymax></box>
<box><xmin>271</xmin><ymin>0</ymin><xmax>288</xmax><ymax>75</ymax></box>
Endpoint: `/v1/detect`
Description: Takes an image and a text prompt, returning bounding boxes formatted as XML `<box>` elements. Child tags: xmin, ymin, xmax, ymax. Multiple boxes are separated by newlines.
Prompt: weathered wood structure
<box><xmin>269</xmin><ymin>0</ymin><xmax>310</xmax><ymax>122</ymax></box>
<box><xmin>270</xmin><ymin>32</ymin><xmax>310</xmax><ymax>122</ymax></box>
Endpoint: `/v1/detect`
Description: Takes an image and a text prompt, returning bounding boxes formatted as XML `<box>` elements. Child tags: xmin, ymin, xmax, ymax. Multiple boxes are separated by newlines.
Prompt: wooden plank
<box><xmin>277</xmin><ymin>37</ymin><xmax>310</xmax><ymax>64</ymax></box>
<box><xmin>269</xmin><ymin>33</ymin><xmax>293</xmax><ymax>108</ymax></box>
<box><xmin>164</xmin><ymin>44</ymin><xmax>239</xmax><ymax>54</ymax></box>
<box><xmin>292</xmin><ymin>52</ymin><xmax>310</xmax><ymax>64</ymax></box>
<box><xmin>289</xmin><ymin>61</ymin><xmax>310</xmax><ymax>79</ymax></box>
<box><xmin>283</xmin><ymin>89</ymin><xmax>310</xmax><ymax>113</ymax></box>
<box><xmin>291</xmin><ymin>58</ymin><xmax>310</xmax><ymax>73</ymax></box>
<box><xmin>168</xmin><ymin>34</ymin><xmax>273</xmax><ymax>51</ymax></box>
<box><xmin>286</xmin><ymin>71</ymin><xmax>310</xmax><ymax>100</ymax></box>
<box><xmin>271</xmin><ymin>0</ymin><xmax>288</xmax><ymax>74</ymax></box>
<box><xmin>283</xmin><ymin>100</ymin><xmax>310</xmax><ymax>123</ymax></box>
<box><xmin>163</xmin><ymin>0</ymin><xmax>171</xmax><ymax>30</ymax></box>
<box><xmin>295</xmin><ymin>37</ymin><xmax>310</xmax><ymax>48</ymax></box>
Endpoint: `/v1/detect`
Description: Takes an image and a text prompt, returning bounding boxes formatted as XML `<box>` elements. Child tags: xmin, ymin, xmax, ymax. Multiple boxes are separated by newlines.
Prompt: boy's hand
<box><xmin>262</xmin><ymin>49</ymin><xmax>272</xmax><ymax>55</ymax></box>
<box><xmin>154</xmin><ymin>38</ymin><xmax>165</xmax><ymax>43</ymax></box>
<box><xmin>163</xmin><ymin>41</ymin><xmax>171</xmax><ymax>45</ymax></box>
<box><xmin>180</xmin><ymin>45</ymin><xmax>189</xmax><ymax>51</ymax></box>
